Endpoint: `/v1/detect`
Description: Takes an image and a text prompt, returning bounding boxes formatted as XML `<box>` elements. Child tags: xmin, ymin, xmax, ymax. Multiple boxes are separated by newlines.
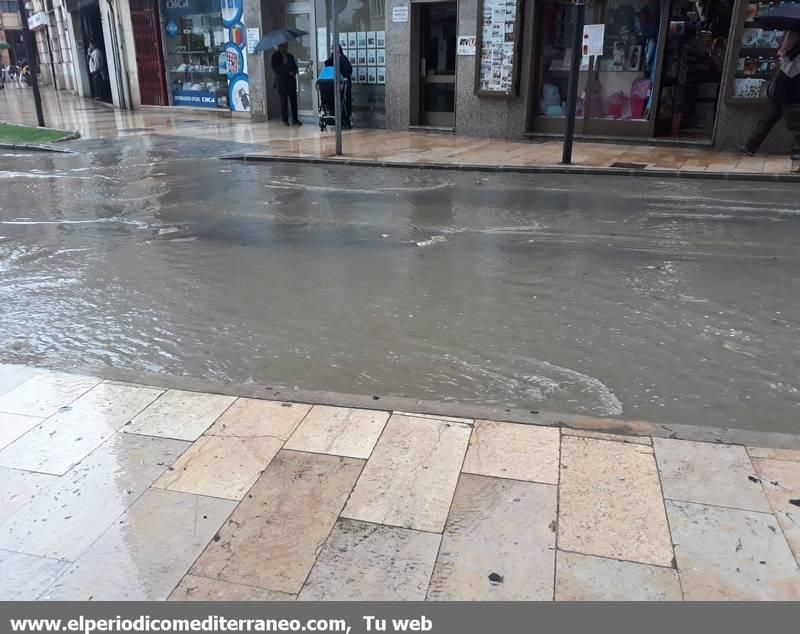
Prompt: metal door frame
<box><xmin>285</xmin><ymin>1</ymin><xmax>317</xmax><ymax>117</ymax></box>
<box><xmin>414</xmin><ymin>1</ymin><xmax>457</xmax><ymax>128</ymax></box>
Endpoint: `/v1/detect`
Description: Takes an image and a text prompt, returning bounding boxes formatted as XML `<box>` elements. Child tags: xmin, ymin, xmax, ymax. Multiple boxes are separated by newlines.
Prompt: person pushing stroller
<box><xmin>317</xmin><ymin>46</ymin><xmax>353</xmax><ymax>130</ymax></box>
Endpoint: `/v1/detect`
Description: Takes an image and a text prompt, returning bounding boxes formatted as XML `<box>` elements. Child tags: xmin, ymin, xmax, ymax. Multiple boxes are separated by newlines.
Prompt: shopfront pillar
<box><xmin>244</xmin><ymin>0</ymin><xmax>266</xmax><ymax>120</ymax></box>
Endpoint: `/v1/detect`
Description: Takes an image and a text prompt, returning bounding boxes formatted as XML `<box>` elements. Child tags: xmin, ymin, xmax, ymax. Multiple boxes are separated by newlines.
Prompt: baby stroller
<box><xmin>316</xmin><ymin>66</ymin><xmax>352</xmax><ymax>131</ymax></box>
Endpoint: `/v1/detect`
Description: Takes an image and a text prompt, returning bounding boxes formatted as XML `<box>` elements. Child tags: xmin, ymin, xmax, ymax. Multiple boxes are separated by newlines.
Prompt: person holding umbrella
<box><xmin>739</xmin><ymin>6</ymin><xmax>800</xmax><ymax>158</ymax></box>
<box><xmin>271</xmin><ymin>43</ymin><xmax>302</xmax><ymax>126</ymax></box>
<box><xmin>738</xmin><ymin>30</ymin><xmax>800</xmax><ymax>155</ymax></box>
<box><xmin>253</xmin><ymin>28</ymin><xmax>308</xmax><ymax>126</ymax></box>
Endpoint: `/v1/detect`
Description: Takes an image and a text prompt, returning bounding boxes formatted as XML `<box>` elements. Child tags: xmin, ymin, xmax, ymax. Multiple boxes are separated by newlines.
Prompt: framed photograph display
<box><xmin>475</xmin><ymin>0</ymin><xmax>524</xmax><ymax>97</ymax></box>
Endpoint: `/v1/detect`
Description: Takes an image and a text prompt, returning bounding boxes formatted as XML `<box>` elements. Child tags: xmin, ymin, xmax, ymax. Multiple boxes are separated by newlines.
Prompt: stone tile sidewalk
<box><xmin>0</xmin><ymin>363</ymin><xmax>798</xmax><ymax>601</ymax></box>
<box><xmin>1</xmin><ymin>88</ymin><xmax>797</xmax><ymax>178</ymax></box>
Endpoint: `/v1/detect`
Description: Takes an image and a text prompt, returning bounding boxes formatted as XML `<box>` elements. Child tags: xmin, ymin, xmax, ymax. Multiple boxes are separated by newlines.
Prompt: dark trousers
<box><xmin>784</xmin><ymin>103</ymin><xmax>800</xmax><ymax>156</ymax></box>
<box><xmin>91</xmin><ymin>72</ymin><xmax>104</xmax><ymax>99</ymax></box>
<box><xmin>743</xmin><ymin>101</ymin><xmax>783</xmax><ymax>153</ymax></box>
<box><xmin>278</xmin><ymin>88</ymin><xmax>299</xmax><ymax>123</ymax></box>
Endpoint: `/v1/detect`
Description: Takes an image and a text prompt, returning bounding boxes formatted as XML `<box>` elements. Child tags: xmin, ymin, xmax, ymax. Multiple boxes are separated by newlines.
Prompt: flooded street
<box><xmin>1</xmin><ymin>135</ymin><xmax>798</xmax><ymax>432</ymax></box>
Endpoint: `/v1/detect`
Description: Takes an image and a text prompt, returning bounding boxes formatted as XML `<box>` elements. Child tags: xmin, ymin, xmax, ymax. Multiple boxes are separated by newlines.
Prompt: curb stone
<box><xmin>221</xmin><ymin>153</ymin><xmax>800</xmax><ymax>182</ymax></box>
<box><xmin>27</xmin><ymin>361</ymin><xmax>800</xmax><ymax>451</ymax></box>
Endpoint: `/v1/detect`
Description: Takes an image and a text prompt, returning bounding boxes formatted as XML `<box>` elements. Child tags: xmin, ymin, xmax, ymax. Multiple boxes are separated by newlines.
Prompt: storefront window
<box><xmin>315</xmin><ymin>0</ymin><xmax>386</xmax><ymax>126</ymax></box>
<box><xmin>536</xmin><ymin>0</ymin><xmax>662</xmax><ymax>122</ymax></box>
<box><xmin>161</xmin><ymin>0</ymin><xmax>230</xmax><ymax>109</ymax></box>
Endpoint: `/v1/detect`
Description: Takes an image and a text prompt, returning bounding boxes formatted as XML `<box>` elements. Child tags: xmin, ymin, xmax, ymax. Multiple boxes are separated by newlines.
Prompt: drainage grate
<box><xmin>610</xmin><ymin>162</ymin><xmax>647</xmax><ymax>169</ymax></box>
<box><xmin>119</xmin><ymin>127</ymin><xmax>154</xmax><ymax>133</ymax></box>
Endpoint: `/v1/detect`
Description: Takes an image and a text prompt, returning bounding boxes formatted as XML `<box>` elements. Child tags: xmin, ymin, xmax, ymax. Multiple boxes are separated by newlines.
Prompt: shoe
<box><xmin>292</xmin><ymin>120</ymin><xmax>303</xmax><ymax>126</ymax></box>
<box><xmin>736</xmin><ymin>144</ymin><xmax>756</xmax><ymax>156</ymax></box>
<box><xmin>283</xmin><ymin>121</ymin><xmax>291</xmax><ymax>126</ymax></box>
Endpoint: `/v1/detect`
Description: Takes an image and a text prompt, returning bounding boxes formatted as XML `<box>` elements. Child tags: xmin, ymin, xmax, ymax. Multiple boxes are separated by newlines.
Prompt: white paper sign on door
<box><xmin>392</xmin><ymin>5</ymin><xmax>409</xmax><ymax>23</ymax></box>
<box><xmin>582</xmin><ymin>24</ymin><xmax>605</xmax><ymax>57</ymax></box>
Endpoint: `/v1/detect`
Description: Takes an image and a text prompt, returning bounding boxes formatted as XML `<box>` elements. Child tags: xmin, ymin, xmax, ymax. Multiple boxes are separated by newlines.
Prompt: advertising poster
<box><xmin>221</xmin><ymin>0</ymin><xmax>249</xmax><ymax>111</ymax></box>
<box><xmin>477</xmin><ymin>0</ymin><xmax>518</xmax><ymax>93</ymax></box>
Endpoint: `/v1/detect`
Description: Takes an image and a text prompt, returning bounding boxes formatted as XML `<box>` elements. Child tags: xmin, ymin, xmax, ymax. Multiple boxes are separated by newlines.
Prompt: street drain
<box><xmin>610</xmin><ymin>162</ymin><xmax>647</xmax><ymax>169</ymax></box>
<box><xmin>119</xmin><ymin>127</ymin><xmax>154</xmax><ymax>133</ymax></box>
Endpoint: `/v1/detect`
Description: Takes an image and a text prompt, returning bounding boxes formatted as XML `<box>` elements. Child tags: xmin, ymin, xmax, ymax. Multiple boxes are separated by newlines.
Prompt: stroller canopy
<box><xmin>318</xmin><ymin>66</ymin><xmax>345</xmax><ymax>81</ymax></box>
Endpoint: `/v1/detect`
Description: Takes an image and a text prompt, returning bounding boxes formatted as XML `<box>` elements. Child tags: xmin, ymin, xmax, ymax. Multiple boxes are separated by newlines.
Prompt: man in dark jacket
<box><xmin>271</xmin><ymin>43</ymin><xmax>302</xmax><ymax>125</ymax></box>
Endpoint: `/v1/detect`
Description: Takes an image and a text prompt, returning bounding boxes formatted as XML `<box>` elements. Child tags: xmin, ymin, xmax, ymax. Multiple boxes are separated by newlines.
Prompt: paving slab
<box><xmin>654</xmin><ymin>438</ymin><xmax>770</xmax><ymax>512</ymax></box>
<box><xmin>558</xmin><ymin>436</ymin><xmax>674</xmax><ymax>567</ymax></box>
<box><xmin>0</xmin><ymin>467</ymin><xmax>57</xmax><ymax>526</ymax></box>
<box><xmin>555</xmin><ymin>551</ymin><xmax>682</xmax><ymax>601</ymax></box>
<box><xmin>342</xmin><ymin>415</ymin><xmax>471</xmax><ymax>533</ymax></box>
<box><xmin>154</xmin><ymin>435</ymin><xmax>284</xmax><ymax>500</ymax></box>
<box><xmin>206</xmin><ymin>398</ymin><xmax>311</xmax><ymax>440</ymax></box>
<box><xmin>170</xmin><ymin>575</ymin><xmax>295</xmax><ymax>601</ymax></box>
<box><xmin>561</xmin><ymin>428</ymin><xmax>651</xmax><ymax>446</ymax></box>
<box><xmin>462</xmin><ymin>420</ymin><xmax>560</xmax><ymax>484</ymax></box>
<box><xmin>667</xmin><ymin>500</ymin><xmax>800</xmax><ymax>600</ymax></box>
<box><xmin>285</xmin><ymin>405</ymin><xmax>390</xmax><ymax>459</ymax></box>
<box><xmin>427</xmin><ymin>474</ymin><xmax>556</xmax><ymax>600</ymax></box>
<box><xmin>0</xmin><ymin>371</ymin><xmax>100</xmax><ymax>418</ymax></box>
<box><xmin>125</xmin><ymin>390</ymin><xmax>236</xmax><ymax>441</ymax></box>
<box><xmin>751</xmin><ymin>457</ymin><xmax>800</xmax><ymax>565</ymax></box>
<box><xmin>0</xmin><ymin>434</ymin><xmax>188</xmax><ymax>560</ymax></box>
<box><xmin>191</xmin><ymin>450</ymin><xmax>363</xmax><ymax>594</ymax></box>
<box><xmin>0</xmin><ymin>383</ymin><xmax>163</xmax><ymax>475</ymax></box>
<box><xmin>299</xmin><ymin>519</ymin><xmax>440</xmax><ymax>601</ymax></box>
<box><xmin>0</xmin><ymin>549</ymin><xmax>70</xmax><ymax>600</ymax></box>
<box><xmin>43</xmin><ymin>489</ymin><xmax>236</xmax><ymax>600</ymax></box>
<box><xmin>0</xmin><ymin>412</ymin><xmax>45</xmax><ymax>452</ymax></box>
<box><xmin>0</xmin><ymin>364</ymin><xmax>41</xmax><ymax>398</ymax></box>
<box><xmin>748</xmin><ymin>447</ymin><xmax>800</xmax><ymax>462</ymax></box>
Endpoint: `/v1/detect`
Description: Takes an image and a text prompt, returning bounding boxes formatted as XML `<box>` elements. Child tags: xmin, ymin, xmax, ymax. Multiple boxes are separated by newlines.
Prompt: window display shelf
<box><xmin>169</xmin><ymin>69</ymin><xmax>222</xmax><ymax>74</ymax></box>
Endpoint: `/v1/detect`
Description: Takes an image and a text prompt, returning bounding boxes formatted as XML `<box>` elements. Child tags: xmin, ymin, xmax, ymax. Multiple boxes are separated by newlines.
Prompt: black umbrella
<box><xmin>252</xmin><ymin>29</ymin><xmax>308</xmax><ymax>55</ymax></box>
<box><xmin>753</xmin><ymin>5</ymin><xmax>800</xmax><ymax>31</ymax></box>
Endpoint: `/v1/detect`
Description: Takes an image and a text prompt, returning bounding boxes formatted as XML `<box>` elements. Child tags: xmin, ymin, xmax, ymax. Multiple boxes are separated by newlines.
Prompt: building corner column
<box><xmin>244</xmin><ymin>0</ymin><xmax>266</xmax><ymax>122</ymax></box>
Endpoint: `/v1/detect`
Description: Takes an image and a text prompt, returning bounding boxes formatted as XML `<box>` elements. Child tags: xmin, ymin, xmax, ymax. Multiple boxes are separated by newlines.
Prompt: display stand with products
<box><xmin>165</xmin><ymin>12</ymin><xmax>229</xmax><ymax>109</ymax></box>
<box><xmin>475</xmin><ymin>0</ymin><xmax>524</xmax><ymax>96</ymax></box>
<box><xmin>726</xmin><ymin>1</ymin><xmax>784</xmax><ymax>103</ymax></box>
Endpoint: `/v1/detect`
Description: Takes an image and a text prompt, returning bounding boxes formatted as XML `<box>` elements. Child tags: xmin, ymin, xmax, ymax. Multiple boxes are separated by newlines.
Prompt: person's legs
<box><xmin>783</xmin><ymin>103</ymin><xmax>800</xmax><ymax>157</ymax></box>
<box><xmin>278</xmin><ymin>90</ymin><xmax>289</xmax><ymax>123</ymax></box>
<box><xmin>288</xmin><ymin>87</ymin><xmax>301</xmax><ymax>124</ymax></box>
<box><xmin>739</xmin><ymin>101</ymin><xmax>783</xmax><ymax>154</ymax></box>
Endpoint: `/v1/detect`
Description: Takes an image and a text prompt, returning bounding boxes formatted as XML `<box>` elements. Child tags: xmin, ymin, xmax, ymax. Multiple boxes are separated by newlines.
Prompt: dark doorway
<box><xmin>79</xmin><ymin>2</ymin><xmax>111</xmax><ymax>102</ymax></box>
<box><xmin>417</xmin><ymin>2</ymin><xmax>457</xmax><ymax>128</ymax></box>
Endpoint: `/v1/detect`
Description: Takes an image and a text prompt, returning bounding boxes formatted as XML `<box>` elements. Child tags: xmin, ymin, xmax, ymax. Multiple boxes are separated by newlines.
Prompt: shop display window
<box><xmin>536</xmin><ymin>0</ymin><xmax>662</xmax><ymax>122</ymax></box>
<box><xmin>315</xmin><ymin>0</ymin><xmax>386</xmax><ymax>123</ymax></box>
<box><xmin>162</xmin><ymin>0</ymin><xmax>230</xmax><ymax>109</ymax></box>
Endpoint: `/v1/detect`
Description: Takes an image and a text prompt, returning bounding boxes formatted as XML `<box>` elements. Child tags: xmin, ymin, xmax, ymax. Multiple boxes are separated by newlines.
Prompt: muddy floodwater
<box><xmin>1</xmin><ymin>136</ymin><xmax>798</xmax><ymax>432</ymax></box>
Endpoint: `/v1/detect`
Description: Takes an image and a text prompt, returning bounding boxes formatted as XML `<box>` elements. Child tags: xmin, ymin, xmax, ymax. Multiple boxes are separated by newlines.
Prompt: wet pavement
<box><xmin>1</xmin><ymin>364</ymin><xmax>798</xmax><ymax>601</ymax></box>
<box><xmin>1</xmin><ymin>134</ymin><xmax>799</xmax><ymax>433</ymax></box>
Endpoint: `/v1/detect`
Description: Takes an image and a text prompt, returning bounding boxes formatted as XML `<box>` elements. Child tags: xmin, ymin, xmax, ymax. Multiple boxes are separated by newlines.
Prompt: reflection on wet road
<box><xmin>1</xmin><ymin>136</ymin><xmax>798</xmax><ymax>432</ymax></box>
